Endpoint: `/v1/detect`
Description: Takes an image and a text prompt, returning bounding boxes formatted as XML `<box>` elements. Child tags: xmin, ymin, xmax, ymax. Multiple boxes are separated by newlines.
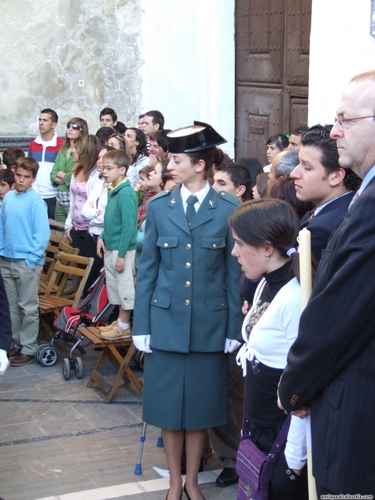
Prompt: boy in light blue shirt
<box><xmin>0</xmin><ymin>157</ymin><xmax>50</xmax><ymax>366</ymax></box>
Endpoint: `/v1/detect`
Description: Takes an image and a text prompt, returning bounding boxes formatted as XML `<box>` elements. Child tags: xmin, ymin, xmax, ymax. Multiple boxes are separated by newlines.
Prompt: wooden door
<box><xmin>235</xmin><ymin>0</ymin><xmax>311</xmax><ymax>164</ymax></box>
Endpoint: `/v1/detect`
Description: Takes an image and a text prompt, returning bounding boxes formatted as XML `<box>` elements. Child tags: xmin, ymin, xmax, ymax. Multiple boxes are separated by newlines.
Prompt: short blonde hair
<box><xmin>108</xmin><ymin>133</ymin><xmax>131</xmax><ymax>158</ymax></box>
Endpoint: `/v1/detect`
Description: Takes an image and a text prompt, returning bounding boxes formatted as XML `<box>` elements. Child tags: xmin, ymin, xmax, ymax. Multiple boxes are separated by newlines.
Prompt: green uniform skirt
<box><xmin>142</xmin><ymin>347</ymin><xmax>229</xmax><ymax>431</ymax></box>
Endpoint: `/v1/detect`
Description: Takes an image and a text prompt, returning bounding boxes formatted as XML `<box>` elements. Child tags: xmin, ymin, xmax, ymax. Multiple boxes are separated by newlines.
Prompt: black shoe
<box><xmin>165</xmin><ymin>488</ymin><xmax>183</xmax><ymax>500</ymax></box>
<box><xmin>215</xmin><ymin>467</ymin><xmax>239</xmax><ymax>487</ymax></box>
<box><xmin>183</xmin><ymin>483</ymin><xmax>205</xmax><ymax>500</ymax></box>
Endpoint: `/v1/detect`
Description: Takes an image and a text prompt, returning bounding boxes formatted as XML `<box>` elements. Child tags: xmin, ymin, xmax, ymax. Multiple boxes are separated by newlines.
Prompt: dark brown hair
<box><xmin>127</xmin><ymin>127</ymin><xmax>148</xmax><ymax>163</ymax></box>
<box><xmin>139</xmin><ymin>166</ymin><xmax>154</xmax><ymax>178</ymax></box>
<box><xmin>2</xmin><ymin>146</ymin><xmax>25</xmax><ymax>168</ymax></box>
<box><xmin>0</xmin><ymin>169</ymin><xmax>15</xmax><ymax>187</ymax></box>
<box><xmin>255</xmin><ymin>173</ymin><xmax>270</xmax><ymax>199</ymax></box>
<box><xmin>270</xmin><ymin>177</ymin><xmax>315</xmax><ymax>220</ymax></box>
<box><xmin>161</xmin><ymin>171</ymin><xmax>178</xmax><ymax>190</ymax></box>
<box><xmin>65</xmin><ymin>117</ymin><xmax>88</xmax><ymax>141</ymax></box>
<box><xmin>73</xmin><ymin>135</ymin><xmax>102</xmax><ymax>181</ymax></box>
<box><xmin>229</xmin><ymin>199</ymin><xmax>299</xmax><ymax>257</ymax></box>
<box><xmin>187</xmin><ymin>146</ymin><xmax>224</xmax><ymax>177</ymax></box>
<box><xmin>15</xmin><ymin>157</ymin><xmax>39</xmax><ymax>177</ymax></box>
<box><xmin>302</xmin><ymin>124</ymin><xmax>361</xmax><ymax>191</ymax></box>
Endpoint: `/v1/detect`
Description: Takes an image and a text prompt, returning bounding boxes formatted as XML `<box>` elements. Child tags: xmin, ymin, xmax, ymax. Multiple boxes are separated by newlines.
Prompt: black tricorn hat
<box><xmin>167</xmin><ymin>120</ymin><xmax>227</xmax><ymax>153</ymax></box>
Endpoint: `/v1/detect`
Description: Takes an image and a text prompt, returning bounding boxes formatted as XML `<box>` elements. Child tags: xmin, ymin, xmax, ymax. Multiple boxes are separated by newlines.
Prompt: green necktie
<box><xmin>186</xmin><ymin>195</ymin><xmax>198</xmax><ymax>225</ymax></box>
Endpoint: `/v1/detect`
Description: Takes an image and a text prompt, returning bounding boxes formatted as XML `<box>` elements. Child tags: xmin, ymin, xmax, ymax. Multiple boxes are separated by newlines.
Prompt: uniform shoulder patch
<box><xmin>148</xmin><ymin>189</ymin><xmax>171</xmax><ymax>203</ymax></box>
<box><xmin>218</xmin><ymin>191</ymin><xmax>240</xmax><ymax>206</ymax></box>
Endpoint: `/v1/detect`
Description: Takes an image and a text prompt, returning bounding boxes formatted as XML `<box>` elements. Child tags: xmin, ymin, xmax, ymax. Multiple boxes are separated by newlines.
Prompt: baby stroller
<box><xmin>35</xmin><ymin>269</ymin><xmax>115</xmax><ymax>380</ymax></box>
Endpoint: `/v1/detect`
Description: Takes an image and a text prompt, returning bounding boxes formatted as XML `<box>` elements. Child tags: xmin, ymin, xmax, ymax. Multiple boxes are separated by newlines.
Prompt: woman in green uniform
<box><xmin>133</xmin><ymin>122</ymin><xmax>243</xmax><ymax>500</ymax></box>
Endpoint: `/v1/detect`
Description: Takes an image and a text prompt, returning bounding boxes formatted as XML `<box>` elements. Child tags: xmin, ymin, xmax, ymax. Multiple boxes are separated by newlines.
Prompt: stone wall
<box><xmin>0</xmin><ymin>0</ymin><xmax>143</xmax><ymax>137</ymax></box>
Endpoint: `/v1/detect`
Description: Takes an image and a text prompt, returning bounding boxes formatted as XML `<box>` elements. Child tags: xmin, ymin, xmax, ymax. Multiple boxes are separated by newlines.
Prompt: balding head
<box><xmin>331</xmin><ymin>71</ymin><xmax>375</xmax><ymax>178</ymax></box>
<box><xmin>350</xmin><ymin>69</ymin><xmax>375</xmax><ymax>85</ymax></box>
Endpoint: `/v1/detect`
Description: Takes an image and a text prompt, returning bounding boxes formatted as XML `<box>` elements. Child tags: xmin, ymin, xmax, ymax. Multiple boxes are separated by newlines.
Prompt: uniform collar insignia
<box><xmin>170</xmin><ymin>198</ymin><xmax>176</xmax><ymax>205</ymax></box>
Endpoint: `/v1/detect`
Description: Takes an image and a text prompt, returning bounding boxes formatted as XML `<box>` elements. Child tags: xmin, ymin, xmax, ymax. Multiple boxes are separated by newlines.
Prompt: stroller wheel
<box><xmin>74</xmin><ymin>357</ymin><xmax>83</xmax><ymax>379</ymax></box>
<box><xmin>62</xmin><ymin>358</ymin><xmax>71</xmax><ymax>380</ymax></box>
<box><xmin>35</xmin><ymin>344</ymin><xmax>48</xmax><ymax>363</ymax></box>
<box><xmin>39</xmin><ymin>346</ymin><xmax>58</xmax><ymax>367</ymax></box>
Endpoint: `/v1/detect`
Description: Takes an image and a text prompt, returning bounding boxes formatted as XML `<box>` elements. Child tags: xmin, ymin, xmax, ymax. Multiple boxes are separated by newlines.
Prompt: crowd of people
<box><xmin>1</xmin><ymin>69</ymin><xmax>375</xmax><ymax>499</ymax></box>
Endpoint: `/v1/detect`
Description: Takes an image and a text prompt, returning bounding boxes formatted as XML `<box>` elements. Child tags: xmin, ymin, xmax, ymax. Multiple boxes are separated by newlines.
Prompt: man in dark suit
<box><xmin>278</xmin><ymin>71</ymin><xmax>375</xmax><ymax>495</ymax></box>
<box><xmin>0</xmin><ymin>273</ymin><xmax>11</xmax><ymax>374</ymax></box>
<box><xmin>291</xmin><ymin>124</ymin><xmax>361</xmax><ymax>261</ymax></box>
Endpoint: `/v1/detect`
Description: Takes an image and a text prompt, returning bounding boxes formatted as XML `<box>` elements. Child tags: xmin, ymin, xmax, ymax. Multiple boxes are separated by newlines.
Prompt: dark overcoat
<box><xmin>0</xmin><ymin>273</ymin><xmax>11</xmax><ymax>354</ymax></box>
<box><xmin>279</xmin><ymin>178</ymin><xmax>375</xmax><ymax>494</ymax></box>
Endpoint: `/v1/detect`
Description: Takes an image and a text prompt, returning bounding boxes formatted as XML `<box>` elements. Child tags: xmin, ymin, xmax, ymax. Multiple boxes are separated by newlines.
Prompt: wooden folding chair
<box><xmin>39</xmin><ymin>239</ymin><xmax>79</xmax><ymax>295</ymax></box>
<box><xmin>44</xmin><ymin>234</ymin><xmax>70</xmax><ymax>267</ymax></box>
<box><xmin>78</xmin><ymin>326</ymin><xmax>143</xmax><ymax>402</ymax></box>
<box><xmin>48</xmin><ymin>218</ymin><xmax>65</xmax><ymax>237</ymax></box>
<box><xmin>39</xmin><ymin>252</ymin><xmax>94</xmax><ymax>339</ymax></box>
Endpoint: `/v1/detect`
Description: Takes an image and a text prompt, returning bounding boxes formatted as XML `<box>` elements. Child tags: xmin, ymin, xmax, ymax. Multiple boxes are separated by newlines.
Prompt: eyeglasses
<box><xmin>67</xmin><ymin>123</ymin><xmax>82</xmax><ymax>131</ymax></box>
<box><xmin>102</xmin><ymin>165</ymin><xmax>119</xmax><ymax>172</ymax></box>
<box><xmin>334</xmin><ymin>115</ymin><xmax>375</xmax><ymax>129</ymax></box>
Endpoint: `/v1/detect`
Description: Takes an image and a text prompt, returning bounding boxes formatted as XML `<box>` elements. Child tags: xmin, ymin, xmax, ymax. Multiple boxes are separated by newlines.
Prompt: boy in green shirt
<box><xmin>96</xmin><ymin>150</ymin><xmax>138</xmax><ymax>339</ymax></box>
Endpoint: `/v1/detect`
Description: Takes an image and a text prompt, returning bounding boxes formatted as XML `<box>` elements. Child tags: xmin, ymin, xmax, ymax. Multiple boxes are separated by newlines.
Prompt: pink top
<box><xmin>71</xmin><ymin>178</ymin><xmax>89</xmax><ymax>230</ymax></box>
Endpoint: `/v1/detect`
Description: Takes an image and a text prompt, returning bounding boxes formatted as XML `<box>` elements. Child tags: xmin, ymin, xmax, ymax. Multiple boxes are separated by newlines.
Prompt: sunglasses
<box><xmin>67</xmin><ymin>123</ymin><xmax>82</xmax><ymax>131</ymax></box>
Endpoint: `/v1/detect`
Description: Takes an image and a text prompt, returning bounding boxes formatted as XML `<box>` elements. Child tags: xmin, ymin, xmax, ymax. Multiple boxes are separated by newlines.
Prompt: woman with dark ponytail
<box><xmin>229</xmin><ymin>198</ymin><xmax>308</xmax><ymax>499</ymax></box>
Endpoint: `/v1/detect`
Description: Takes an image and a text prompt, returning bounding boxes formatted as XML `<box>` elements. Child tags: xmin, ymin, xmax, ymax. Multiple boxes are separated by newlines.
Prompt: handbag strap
<box><xmin>242</xmin><ymin>412</ymin><xmax>291</xmax><ymax>457</ymax></box>
<box><xmin>268</xmin><ymin>415</ymin><xmax>291</xmax><ymax>456</ymax></box>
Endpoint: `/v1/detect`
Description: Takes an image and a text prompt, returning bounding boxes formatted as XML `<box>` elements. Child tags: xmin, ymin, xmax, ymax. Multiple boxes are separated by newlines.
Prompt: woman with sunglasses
<box><xmin>51</xmin><ymin>118</ymin><xmax>88</xmax><ymax>222</ymax></box>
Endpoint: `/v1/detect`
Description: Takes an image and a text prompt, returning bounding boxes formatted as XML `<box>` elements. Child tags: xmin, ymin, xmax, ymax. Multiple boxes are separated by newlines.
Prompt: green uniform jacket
<box><xmin>133</xmin><ymin>185</ymin><xmax>243</xmax><ymax>353</ymax></box>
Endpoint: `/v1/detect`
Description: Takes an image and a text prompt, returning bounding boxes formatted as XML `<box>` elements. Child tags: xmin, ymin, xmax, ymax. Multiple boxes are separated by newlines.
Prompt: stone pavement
<box><xmin>0</xmin><ymin>339</ymin><xmax>238</xmax><ymax>500</ymax></box>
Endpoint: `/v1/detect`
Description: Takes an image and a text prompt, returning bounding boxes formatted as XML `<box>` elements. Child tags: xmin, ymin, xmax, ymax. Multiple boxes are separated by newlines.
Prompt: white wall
<box><xmin>309</xmin><ymin>0</ymin><xmax>375</xmax><ymax>125</ymax></box>
<box><xmin>140</xmin><ymin>0</ymin><xmax>235</xmax><ymax>157</ymax></box>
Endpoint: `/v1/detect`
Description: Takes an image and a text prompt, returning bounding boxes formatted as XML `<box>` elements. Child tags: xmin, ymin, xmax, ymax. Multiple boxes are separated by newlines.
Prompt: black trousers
<box><xmin>43</xmin><ymin>197</ymin><xmax>56</xmax><ymax>220</ymax></box>
<box><xmin>70</xmin><ymin>228</ymin><xmax>102</xmax><ymax>294</ymax></box>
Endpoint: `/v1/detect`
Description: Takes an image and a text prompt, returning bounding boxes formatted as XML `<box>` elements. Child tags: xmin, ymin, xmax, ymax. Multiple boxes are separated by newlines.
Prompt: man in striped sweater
<box><xmin>28</xmin><ymin>108</ymin><xmax>64</xmax><ymax>219</ymax></box>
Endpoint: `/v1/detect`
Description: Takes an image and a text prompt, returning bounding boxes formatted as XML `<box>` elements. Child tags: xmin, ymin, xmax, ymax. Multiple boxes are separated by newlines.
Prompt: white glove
<box><xmin>224</xmin><ymin>338</ymin><xmax>241</xmax><ymax>353</ymax></box>
<box><xmin>133</xmin><ymin>335</ymin><xmax>153</xmax><ymax>353</ymax></box>
<box><xmin>0</xmin><ymin>349</ymin><xmax>10</xmax><ymax>375</ymax></box>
